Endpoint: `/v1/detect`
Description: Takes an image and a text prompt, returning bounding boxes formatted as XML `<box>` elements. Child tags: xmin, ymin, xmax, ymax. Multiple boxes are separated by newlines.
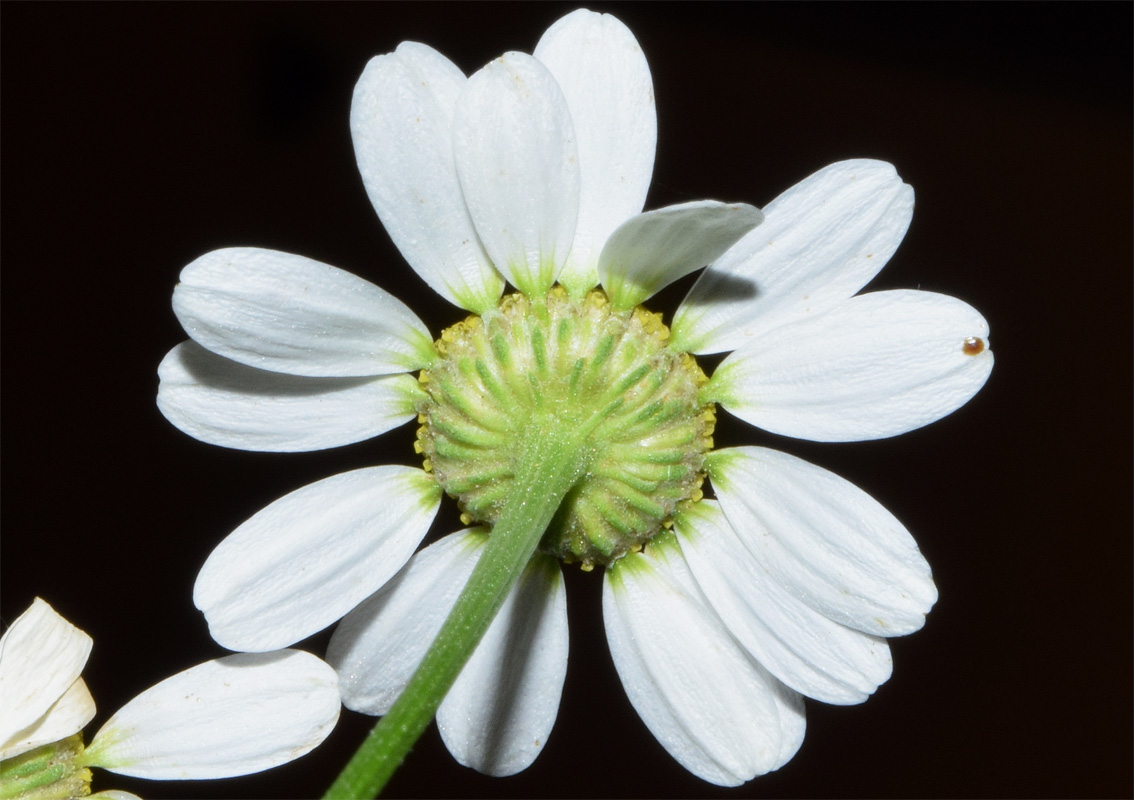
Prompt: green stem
<box><xmin>323</xmin><ymin>429</ymin><xmax>589</xmax><ymax>799</ymax></box>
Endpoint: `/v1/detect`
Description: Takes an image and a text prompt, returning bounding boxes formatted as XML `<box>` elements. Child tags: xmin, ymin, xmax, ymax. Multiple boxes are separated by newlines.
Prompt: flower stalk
<box><xmin>323</xmin><ymin>427</ymin><xmax>592</xmax><ymax>799</ymax></box>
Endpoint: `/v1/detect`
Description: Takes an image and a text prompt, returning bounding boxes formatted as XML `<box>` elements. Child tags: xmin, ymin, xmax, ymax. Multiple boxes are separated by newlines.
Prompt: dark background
<box><xmin>3</xmin><ymin>3</ymin><xmax>1130</xmax><ymax>798</ymax></box>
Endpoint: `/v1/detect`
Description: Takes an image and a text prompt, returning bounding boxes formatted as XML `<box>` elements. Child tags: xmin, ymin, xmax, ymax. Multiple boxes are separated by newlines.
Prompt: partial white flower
<box><xmin>158</xmin><ymin>7</ymin><xmax>993</xmax><ymax>787</ymax></box>
<box><xmin>0</xmin><ymin>599</ymin><xmax>340</xmax><ymax>793</ymax></box>
<box><xmin>0</xmin><ymin>598</ymin><xmax>95</xmax><ymax>761</ymax></box>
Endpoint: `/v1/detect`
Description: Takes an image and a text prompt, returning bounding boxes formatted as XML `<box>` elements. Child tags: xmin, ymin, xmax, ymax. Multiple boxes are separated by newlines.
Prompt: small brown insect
<box><xmin>962</xmin><ymin>336</ymin><xmax>985</xmax><ymax>356</ymax></box>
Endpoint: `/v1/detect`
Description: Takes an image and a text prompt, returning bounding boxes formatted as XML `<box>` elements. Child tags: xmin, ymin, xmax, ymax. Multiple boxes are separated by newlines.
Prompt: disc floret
<box><xmin>416</xmin><ymin>287</ymin><xmax>715</xmax><ymax>569</ymax></box>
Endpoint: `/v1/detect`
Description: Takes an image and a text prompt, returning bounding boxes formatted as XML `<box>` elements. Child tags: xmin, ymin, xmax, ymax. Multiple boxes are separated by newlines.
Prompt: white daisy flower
<box><xmin>0</xmin><ymin>598</ymin><xmax>341</xmax><ymax>799</ymax></box>
<box><xmin>158</xmin><ymin>8</ymin><xmax>993</xmax><ymax>787</ymax></box>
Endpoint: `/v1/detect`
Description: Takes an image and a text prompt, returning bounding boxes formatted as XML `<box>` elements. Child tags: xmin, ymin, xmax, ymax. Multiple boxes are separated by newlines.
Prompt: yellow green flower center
<box><xmin>415</xmin><ymin>287</ymin><xmax>715</xmax><ymax>570</ymax></box>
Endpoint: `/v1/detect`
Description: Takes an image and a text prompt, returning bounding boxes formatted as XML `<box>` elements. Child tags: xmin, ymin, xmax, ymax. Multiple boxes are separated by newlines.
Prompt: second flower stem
<box><xmin>323</xmin><ymin>428</ymin><xmax>589</xmax><ymax>800</ymax></box>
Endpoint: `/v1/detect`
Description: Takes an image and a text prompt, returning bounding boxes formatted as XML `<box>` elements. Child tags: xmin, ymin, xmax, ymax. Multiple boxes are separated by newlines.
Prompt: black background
<box><xmin>3</xmin><ymin>3</ymin><xmax>1130</xmax><ymax>798</ymax></box>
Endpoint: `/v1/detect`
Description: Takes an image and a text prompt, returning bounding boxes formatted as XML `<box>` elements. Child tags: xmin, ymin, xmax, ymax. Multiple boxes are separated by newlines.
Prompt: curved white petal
<box><xmin>772</xmin><ymin>679</ymin><xmax>807</xmax><ymax>769</ymax></box>
<box><xmin>328</xmin><ymin>529</ymin><xmax>485</xmax><ymax>716</ymax></box>
<box><xmin>90</xmin><ymin>791</ymin><xmax>143</xmax><ymax>800</ymax></box>
<box><xmin>672</xmin><ymin>159</ymin><xmax>913</xmax><ymax>354</ymax></box>
<box><xmin>676</xmin><ymin>501</ymin><xmax>892</xmax><ymax>705</ymax></box>
<box><xmin>330</xmin><ymin>532</ymin><xmax>568</xmax><ymax>777</ymax></box>
<box><xmin>0</xmin><ymin>599</ymin><xmax>93</xmax><ymax>757</ymax></box>
<box><xmin>85</xmin><ymin>651</ymin><xmax>339</xmax><ymax>780</ymax></box>
<box><xmin>0</xmin><ymin>678</ymin><xmax>96</xmax><ymax>762</ymax></box>
<box><xmin>352</xmin><ymin>43</ymin><xmax>504</xmax><ymax>313</ymax></box>
<box><xmin>711</xmin><ymin>289</ymin><xmax>994</xmax><ymax>441</ymax></box>
<box><xmin>157</xmin><ymin>341</ymin><xmax>420</xmax><ymax>453</ymax></box>
<box><xmin>194</xmin><ymin>466</ymin><xmax>441</xmax><ymax>652</ymax></box>
<box><xmin>710</xmin><ymin>447</ymin><xmax>937</xmax><ymax>637</ymax></box>
<box><xmin>534</xmin><ymin>9</ymin><xmax>656</xmax><ymax>293</ymax></box>
<box><xmin>438</xmin><ymin>554</ymin><xmax>567</xmax><ymax>777</ymax></box>
<box><xmin>603</xmin><ymin>535</ymin><xmax>805</xmax><ymax>786</ymax></box>
<box><xmin>599</xmin><ymin>201</ymin><xmax>763</xmax><ymax>310</ymax></box>
<box><xmin>172</xmin><ymin>247</ymin><xmax>435</xmax><ymax>377</ymax></box>
<box><xmin>453</xmin><ymin>52</ymin><xmax>579</xmax><ymax>296</ymax></box>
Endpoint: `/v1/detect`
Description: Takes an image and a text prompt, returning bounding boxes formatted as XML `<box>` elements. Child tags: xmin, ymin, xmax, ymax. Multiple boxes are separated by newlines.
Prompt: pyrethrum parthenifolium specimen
<box><xmin>0</xmin><ymin>599</ymin><xmax>340</xmax><ymax>799</ymax></box>
<box><xmin>158</xmin><ymin>8</ymin><xmax>993</xmax><ymax>786</ymax></box>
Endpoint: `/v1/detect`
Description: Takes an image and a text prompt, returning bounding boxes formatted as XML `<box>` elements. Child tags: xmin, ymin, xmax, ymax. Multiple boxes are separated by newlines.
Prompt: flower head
<box><xmin>0</xmin><ymin>599</ymin><xmax>340</xmax><ymax>798</ymax></box>
<box><xmin>158</xmin><ymin>8</ymin><xmax>992</xmax><ymax>786</ymax></box>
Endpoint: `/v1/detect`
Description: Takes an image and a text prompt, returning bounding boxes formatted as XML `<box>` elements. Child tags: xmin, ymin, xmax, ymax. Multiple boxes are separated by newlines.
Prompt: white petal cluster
<box><xmin>0</xmin><ymin>599</ymin><xmax>340</xmax><ymax>785</ymax></box>
<box><xmin>156</xmin><ymin>8</ymin><xmax>994</xmax><ymax>786</ymax></box>
<box><xmin>0</xmin><ymin>599</ymin><xmax>95</xmax><ymax>762</ymax></box>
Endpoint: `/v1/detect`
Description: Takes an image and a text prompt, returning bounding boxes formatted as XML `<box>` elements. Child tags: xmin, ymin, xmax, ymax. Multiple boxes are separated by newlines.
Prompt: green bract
<box><xmin>416</xmin><ymin>287</ymin><xmax>715</xmax><ymax>569</ymax></box>
<box><xmin>0</xmin><ymin>736</ymin><xmax>90</xmax><ymax>800</ymax></box>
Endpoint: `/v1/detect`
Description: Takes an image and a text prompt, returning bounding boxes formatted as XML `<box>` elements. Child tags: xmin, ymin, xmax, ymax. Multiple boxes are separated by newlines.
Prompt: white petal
<box><xmin>194</xmin><ymin>466</ymin><xmax>440</xmax><ymax>652</ymax></box>
<box><xmin>327</xmin><ymin>529</ymin><xmax>485</xmax><ymax>716</ymax></box>
<box><xmin>157</xmin><ymin>341</ymin><xmax>420</xmax><ymax>452</ymax></box>
<box><xmin>453</xmin><ymin>52</ymin><xmax>579</xmax><ymax>296</ymax></box>
<box><xmin>0</xmin><ymin>599</ymin><xmax>93</xmax><ymax>757</ymax></box>
<box><xmin>172</xmin><ymin>247</ymin><xmax>434</xmax><ymax>377</ymax></box>
<box><xmin>712</xmin><ymin>290</ymin><xmax>994</xmax><ymax>441</ymax></box>
<box><xmin>437</xmin><ymin>555</ymin><xmax>567</xmax><ymax>777</ymax></box>
<box><xmin>0</xmin><ymin>678</ymin><xmax>96</xmax><ymax>762</ymax></box>
<box><xmin>599</xmin><ymin>201</ymin><xmax>763</xmax><ymax>310</ymax></box>
<box><xmin>710</xmin><ymin>447</ymin><xmax>937</xmax><ymax>636</ymax></box>
<box><xmin>603</xmin><ymin>536</ymin><xmax>805</xmax><ymax>786</ymax></box>
<box><xmin>773</xmin><ymin>681</ymin><xmax>807</xmax><ymax>769</ymax></box>
<box><xmin>351</xmin><ymin>43</ymin><xmax>504</xmax><ymax>313</ymax></box>
<box><xmin>84</xmin><ymin>651</ymin><xmax>339</xmax><ymax>779</ymax></box>
<box><xmin>534</xmin><ymin>9</ymin><xmax>656</xmax><ymax>293</ymax></box>
<box><xmin>90</xmin><ymin>791</ymin><xmax>143</xmax><ymax>800</ymax></box>
<box><xmin>330</xmin><ymin>533</ymin><xmax>568</xmax><ymax>777</ymax></box>
<box><xmin>676</xmin><ymin>501</ymin><xmax>892</xmax><ymax>705</ymax></box>
<box><xmin>672</xmin><ymin>159</ymin><xmax>913</xmax><ymax>354</ymax></box>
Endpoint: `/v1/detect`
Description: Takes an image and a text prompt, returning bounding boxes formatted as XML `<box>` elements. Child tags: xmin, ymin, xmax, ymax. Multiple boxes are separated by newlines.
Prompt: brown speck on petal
<box><xmin>962</xmin><ymin>336</ymin><xmax>985</xmax><ymax>355</ymax></box>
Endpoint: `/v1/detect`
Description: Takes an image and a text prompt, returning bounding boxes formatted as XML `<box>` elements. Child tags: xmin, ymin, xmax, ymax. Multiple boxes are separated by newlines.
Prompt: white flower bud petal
<box><xmin>0</xmin><ymin>599</ymin><xmax>93</xmax><ymax>758</ymax></box>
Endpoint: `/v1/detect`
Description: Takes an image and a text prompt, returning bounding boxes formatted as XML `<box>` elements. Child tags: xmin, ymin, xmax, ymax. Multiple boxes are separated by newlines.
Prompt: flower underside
<box><xmin>416</xmin><ymin>286</ymin><xmax>715</xmax><ymax>569</ymax></box>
